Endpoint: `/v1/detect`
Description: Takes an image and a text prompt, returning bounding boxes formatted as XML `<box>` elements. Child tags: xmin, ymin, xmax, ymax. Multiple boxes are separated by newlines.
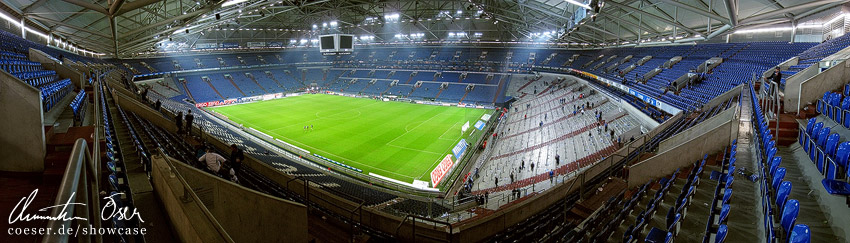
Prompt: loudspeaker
<box><xmin>216</xmin><ymin>13</ymin><xmax>220</xmax><ymax>20</ymax></box>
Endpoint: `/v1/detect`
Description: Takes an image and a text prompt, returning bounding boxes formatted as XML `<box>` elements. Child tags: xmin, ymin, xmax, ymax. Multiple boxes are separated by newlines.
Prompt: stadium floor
<box><xmin>209</xmin><ymin>94</ymin><xmax>490</xmax><ymax>184</ymax></box>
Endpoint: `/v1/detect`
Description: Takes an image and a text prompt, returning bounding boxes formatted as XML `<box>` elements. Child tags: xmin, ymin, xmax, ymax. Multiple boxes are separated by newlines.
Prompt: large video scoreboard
<box><xmin>319</xmin><ymin>34</ymin><xmax>354</xmax><ymax>55</ymax></box>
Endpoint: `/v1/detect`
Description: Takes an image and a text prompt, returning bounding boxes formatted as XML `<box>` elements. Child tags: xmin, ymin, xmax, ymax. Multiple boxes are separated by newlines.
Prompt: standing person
<box><xmin>154</xmin><ymin>99</ymin><xmax>162</xmax><ymax>112</ymax></box>
<box><xmin>185</xmin><ymin>110</ymin><xmax>194</xmax><ymax>135</ymax></box>
<box><xmin>198</xmin><ymin>147</ymin><xmax>226</xmax><ymax>175</ymax></box>
<box><xmin>230</xmin><ymin>144</ymin><xmax>244</xmax><ymax>174</ymax></box>
<box><xmin>141</xmin><ymin>88</ymin><xmax>149</xmax><ymax>103</ymax></box>
<box><xmin>765</xmin><ymin>67</ymin><xmax>782</xmax><ymax>93</ymax></box>
<box><xmin>175</xmin><ymin>112</ymin><xmax>184</xmax><ymax>134</ymax></box>
<box><xmin>549</xmin><ymin>170</ymin><xmax>554</xmax><ymax>183</ymax></box>
<box><xmin>555</xmin><ymin>154</ymin><xmax>560</xmax><ymax>166</ymax></box>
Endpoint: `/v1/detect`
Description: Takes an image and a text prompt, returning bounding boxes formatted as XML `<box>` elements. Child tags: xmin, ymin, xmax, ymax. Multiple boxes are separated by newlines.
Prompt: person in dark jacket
<box><xmin>175</xmin><ymin>112</ymin><xmax>184</xmax><ymax>134</ymax></box>
<box><xmin>185</xmin><ymin>110</ymin><xmax>194</xmax><ymax>135</ymax></box>
<box><xmin>765</xmin><ymin>67</ymin><xmax>782</xmax><ymax>95</ymax></box>
<box><xmin>765</xmin><ymin>67</ymin><xmax>782</xmax><ymax>86</ymax></box>
<box><xmin>230</xmin><ymin>144</ymin><xmax>244</xmax><ymax>174</ymax></box>
<box><xmin>154</xmin><ymin>99</ymin><xmax>162</xmax><ymax>112</ymax></box>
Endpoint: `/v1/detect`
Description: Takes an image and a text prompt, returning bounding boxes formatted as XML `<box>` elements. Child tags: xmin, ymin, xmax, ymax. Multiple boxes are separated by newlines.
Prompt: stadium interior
<box><xmin>2</xmin><ymin>0</ymin><xmax>850</xmax><ymax>242</ymax></box>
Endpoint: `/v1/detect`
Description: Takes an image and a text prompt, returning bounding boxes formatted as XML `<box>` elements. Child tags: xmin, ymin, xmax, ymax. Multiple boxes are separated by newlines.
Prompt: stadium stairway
<box><xmin>768</xmin><ymin>113</ymin><xmax>800</xmax><ymax>146</ymax></box>
<box><xmin>224</xmin><ymin>75</ymin><xmax>247</xmax><ymax>96</ymax></box>
<box><xmin>459</xmin><ymin>89</ymin><xmax>471</xmax><ymax>103</ymax></box>
<box><xmin>104</xmin><ymin>85</ymin><xmax>178</xmax><ymax>241</ymax></box>
<box><xmin>202</xmin><ymin>77</ymin><xmax>226</xmax><ymax>100</ymax></box>
<box><xmin>180</xmin><ymin>79</ymin><xmax>197</xmax><ymax>102</ymax></box>
<box><xmin>246</xmin><ymin>73</ymin><xmax>268</xmax><ymax>93</ymax></box>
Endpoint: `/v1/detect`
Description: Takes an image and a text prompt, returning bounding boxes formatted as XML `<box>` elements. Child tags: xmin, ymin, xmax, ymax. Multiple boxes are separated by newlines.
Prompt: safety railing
<box><xmin>759</xmin><ymin>74</ymin><xmax>781</xmax><ymax>139</ymax></box>
<box><xmin>155</xmin><ymin>149</ymin><xmax>235</xmax><ymax>242</ymax></box>
<box><xmin>42</xmin><ymin>139</ymin><xmax>102</xmax><ymax>243</ymax></box>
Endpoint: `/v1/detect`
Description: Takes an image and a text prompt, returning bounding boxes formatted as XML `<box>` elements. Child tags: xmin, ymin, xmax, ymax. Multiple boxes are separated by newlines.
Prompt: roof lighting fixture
<box><xmin>564</xmin><ymin>0</ymin><xmax>592</xmax><ymax>10</ymax></box>
<box><xmin>734</xmin><ymin>27</ymin><xmax>792</xmax><ymax>34</ymax></box>
<box><xmin>223</xmin><ymin>0</ymin><xmax>250</xmax><ymax>7</ymax></box>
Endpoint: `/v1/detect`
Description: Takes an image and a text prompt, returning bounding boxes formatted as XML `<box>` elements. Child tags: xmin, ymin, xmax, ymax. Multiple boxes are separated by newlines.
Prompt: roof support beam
<box><xmin>600</xmin><ymin>13</ymin><xmax>660</xmax><ymax>35</ymax></box>
<box><xmin>584</xmin><ymin>24</ymin><xmax>618</xmax><ymax>38</ymax></box>
<box><xmin>26</xmin><ymin>15</ymin><xmax>113</xmax><ymax>39</ymax></box>
<box><xmin>61</xmin><ymin>0</ymin><xmax>108</xmax><ymax>15</ymax></box>
<box><xmin>22</xmin><ymin>0</ymin><xmax>50</xmax><ymax>13</ymax></box>
<box><xmin>109</xmin><ymin>0</ymin><xmax>126</xmax><ymax>16</ymax></box>
<box><xmin>605</xmin><ymin>0</ymin><xmax>700</xmax><ymax>35</ymax></box>
<box><xmin>740</xmin><ymin>0</ymin><xmax>850</xmax><ymax>24</ymax></box>
<box><xmin>657</xmin><ymin>0</ymin><xmax>731</xmax><ymax>25</ymax></box>
<box><xmin>115</xmin><ymin>0</ymin><xmax>163</xmax><ymax>16</ymax></box>
<box><xmin>793</xmin><ymin>1</ymin><xmax>849</xmax><ymax>21</ymax></box>
<box><xmin>122</xmin><ymin>6</ymin><xmax>213</xmax><ymax>39</ymax></box>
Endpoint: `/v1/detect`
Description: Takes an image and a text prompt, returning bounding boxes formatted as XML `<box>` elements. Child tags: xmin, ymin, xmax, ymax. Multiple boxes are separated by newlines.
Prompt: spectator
<box><xmin>198</xmin><ymin>147</ymin><xmax>226</xmax><ymax>175</ymax></box>
<box><xmin>764</xmin><ymin>67</ymin><xmax>782</xmax><ymax>94</ymax></box>
<box><xmin>154</xmin><ymin>99</ymin><xmax>162</xmax><ymax>112</ymax></box>
<box><xmin>175</xmin><ymin>112</ymin><xmax>184</xmax><ymax>134</ymax></box>
<box><xmin>555</xmin><ymin>154</ymin><xmax>560</xmax><ymax>165</ymax></box>
<box><xmin>185</xmin><ymin>110</ymin><xmax>194</xmax><ymax>135</ymax></box>
<box><xmin>230</xmin><ymin>144</ymin><xmax>245</xmax><ymax>174</ymax></box>
<box><xmin>141</xmin><ymin>88</ymin><xmax>149</xmax><ymax>103</ymax></box>
<box><xmin>549</xmin><ymin>170</ymin><xmax>554</xmax><ymax>182</ymax></box>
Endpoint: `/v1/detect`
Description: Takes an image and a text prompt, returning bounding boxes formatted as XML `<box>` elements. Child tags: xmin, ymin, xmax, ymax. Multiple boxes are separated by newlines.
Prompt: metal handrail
<box><xmin>43</xmin><ymin>139</ymin><xmax>101</xmax><ymax>243</ymax></box>
<box><xmin>394</xmin><ymin>214</ymin><xmax>453</xmax><ymax>242</ymax></box>
<box><xmin>155</xmin><ymin>149</ymin><xmax>235</xmax><ymax>242</ymax></box>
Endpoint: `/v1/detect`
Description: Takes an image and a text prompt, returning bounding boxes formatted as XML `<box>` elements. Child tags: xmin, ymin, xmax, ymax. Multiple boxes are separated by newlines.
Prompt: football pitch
<box><xmin>208</xmin><ymin>94</ymin><xmax>491</xmax><ymax>185</ymax></box>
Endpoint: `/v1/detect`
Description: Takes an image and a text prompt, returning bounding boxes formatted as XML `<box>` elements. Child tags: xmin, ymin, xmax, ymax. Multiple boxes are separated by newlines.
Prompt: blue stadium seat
<box><xmin>772</xmin><ymin>168</ymin><xmax>786</xmax><ymax>191</ymax></box>
<box><xmin>715</xmin><ymin>224</ymin><xmax>727</xmax><ymax>243</ymax></box>
<box><xmin>770</xmin><ymin>157</ymin><xmax>782</xmax><ymax>178</ymax></box>
<box><xmin>718</xmin><ymin>204</ymin><xmax>730</xmax><ymax>224</ymax></box>
<box><xmin>776</xmin><ymin>181</ymin><xmax>792</xmax><ymax>210</ymax></box>
<box><xmin>722</xmin><ymin>188</ymin><xmax>732</xmax><ymax>205</ymax></box>
<box><xmin>821</xmin><ymin>179</ymin><xmax>850</xmax><ymax>195</ymax></box>
<box><xmin>781</xmin><ymin>199</ymin><xmax>800</xmax><ymax>240</ymax></box>
<box><xmin>790</xmin><ymin>224</ymin><xmax>811</xmax><ymax>243</ymax></box>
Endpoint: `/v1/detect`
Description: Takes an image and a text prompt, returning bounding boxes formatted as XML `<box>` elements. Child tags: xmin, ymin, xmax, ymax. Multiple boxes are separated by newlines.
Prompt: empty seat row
<box><xmin>749</xmin><ymin>82</ymin><xmax>811</xmax><ymax>242</ymax></box>
<box><xmin>40</xmin><ymin>78</ymin><xmax>72</xmax><ymax>111</ymax></box>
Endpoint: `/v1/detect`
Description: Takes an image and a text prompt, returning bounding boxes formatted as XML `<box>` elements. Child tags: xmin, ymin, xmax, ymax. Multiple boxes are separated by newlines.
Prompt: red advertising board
<box><xmin>430</xmin><ymin>154</ymin><xmax>454</xmax><ymax>187</ymax></box>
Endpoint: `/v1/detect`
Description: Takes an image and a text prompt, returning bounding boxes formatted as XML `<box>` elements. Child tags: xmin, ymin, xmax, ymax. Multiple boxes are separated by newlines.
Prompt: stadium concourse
<box><xmin>4</xmin><ymin>0</ymin><xmax>850</xmax><ymax>242</ymax></box>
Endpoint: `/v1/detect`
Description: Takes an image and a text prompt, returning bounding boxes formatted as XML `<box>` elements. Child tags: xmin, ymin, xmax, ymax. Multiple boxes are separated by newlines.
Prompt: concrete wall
<box><xmin>150</xmin><ymin>154</ymin><xmax>234</xmax><ymax>242</ymax></box>
<box><xmin>170</xmin><ymin>154</ymin><xmax>308</xmax><ymax>243</ymax></box>
<box><xmin>628</xmin><ymin>109</ymin><xmax>738</xmax><ymax>188</ymax></box>
<box><xmin>29</xmin><ymin>48</ymin><xmax>85</xmax><ymax>89</ymax></box>
<box><xmin>0</xmin><ymin>69</ymin><xmax>45</xmax><ymax>171</ymax></box>
<box><xmin>701</xmin><ymin>84</ymin><xmax>742</xmax><ymax>111</ymax></box>
<box><xmin>783</xmin><ymin>63</ymin><xmax>822</xmax><ymax>111</ymax></box>
<box><xmin>786</xmin><ymin>59</ymin><xmax>850</xmax><ymax>112</ymax></box>
<box><xmin>659</xmin><ymin>106</ymin><xmax>737</xmax><ymax>152</ymax></box>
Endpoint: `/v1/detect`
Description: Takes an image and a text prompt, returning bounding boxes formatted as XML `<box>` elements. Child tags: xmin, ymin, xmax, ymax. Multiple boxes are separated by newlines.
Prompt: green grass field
<box><xmin>208</xmin><ymin>94</ymin><xmax>490</xmax><ymax>185</ymax></box>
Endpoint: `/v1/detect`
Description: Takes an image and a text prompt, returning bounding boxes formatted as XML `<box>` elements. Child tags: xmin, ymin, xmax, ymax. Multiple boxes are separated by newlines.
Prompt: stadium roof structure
<box><xmin>0</xmin><ymin>0</ymin><xmax>845</xmax><ymax>58</ymax></box>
